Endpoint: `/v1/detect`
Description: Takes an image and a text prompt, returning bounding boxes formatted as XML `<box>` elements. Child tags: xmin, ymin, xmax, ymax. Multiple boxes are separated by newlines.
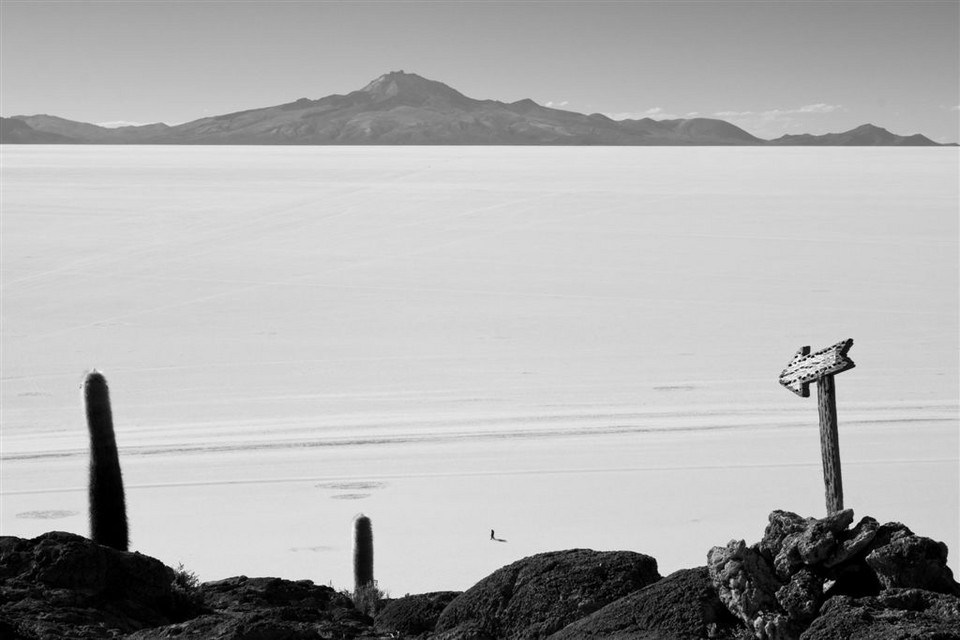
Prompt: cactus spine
<box><xmin>352</xmin><ymin>513</ymin><xmax>374</xmax><ymax>591</ymax></box>
<box><xmin>84</xmin><ymin>370</ymin><xmax>129</xmax><ymax>551</ymax></box>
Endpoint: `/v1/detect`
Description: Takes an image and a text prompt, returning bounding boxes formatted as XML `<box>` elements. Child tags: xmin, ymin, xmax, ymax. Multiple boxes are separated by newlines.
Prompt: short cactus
<box><xmin>353</xmin><ymin>513</ymin><xmax>374</xmax><ymax>591</ymax></box>
<box><xmin>84</xmin><ymin>370</ymin><xmax>128</xmax><ymax>551</ymax></box>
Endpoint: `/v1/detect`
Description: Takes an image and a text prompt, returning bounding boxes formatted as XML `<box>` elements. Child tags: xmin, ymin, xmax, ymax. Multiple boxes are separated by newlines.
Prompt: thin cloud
<box><xmin>97</xmin><ymin>120</ymin><xmax>157</xmax><ymax>128</ymax></box>
<box><xmin>714</xmin><ymin>103</ymin><xmax>843</xmax><ymax>119</ymax></box>
<box><xmin>544</xmin><ymin>100</ymin><xmax>570</xmax><ymax>108</ymax></box>
<box><xmin>797</xmin><ymin>103</ymin><xmax>842</xmax><ymax>114</ymax></box>
<box><xmin>712</xmin><ymin>103</ymin><xmax>845</xmax><ymax>137</ymax></box>
<box><xmin>603</xmin><ymin>107</ymin><xmax>681</xmax><ymax>121</ymax></box>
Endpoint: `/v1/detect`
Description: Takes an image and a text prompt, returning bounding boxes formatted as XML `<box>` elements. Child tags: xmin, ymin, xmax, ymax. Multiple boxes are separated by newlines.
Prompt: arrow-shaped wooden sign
<box><xmin>779</xmin><ymin>338</ymin><xmax>855</xmax><ymax>397</ymax></box>
<box><xmin>779</xmin><ymin>338</ymin><xmax>855</xmax><ymax>515</ymax></box>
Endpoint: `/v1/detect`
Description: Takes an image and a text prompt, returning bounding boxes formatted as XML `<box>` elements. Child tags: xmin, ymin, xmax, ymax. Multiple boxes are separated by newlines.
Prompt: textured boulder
<box><xmin>799</xmin><ymin>589</ymin><xmax>960</xmax><ymax>639</ymax></box>
<box><xmin>434</xmin><ymin>549</ymin><xmax>661</xmax><ymax>639</ymax></box>
<box><xmin>0</xmin><ymin>531</ymin><xmax>193</xmax><ymax>639</ymax></box>
<box><xmin>375</xmin><ymin>590</ymin><xmax>460</xmax><ymax>636</ymax></box>
<box><xmin>775</xmin><ymin>569</ymin><xmax>822</xmax><ymax>627</ymax></box>
<box><xmin>549</xmin><ymin>567</ymin><xmax>740</xmax><ymax>639</ymax></box>
<box><xmin>764</xmin><ymin>510</ymin><xmax>854</xmax><ymax>579</ymax></box>
<box><xmin>758</xmin><ymin>511</ymin><xmax>808</xmax><ymax>560</ymax></box>
<box><xmin>823</xmin><ymin>516</ymin><xmax>878</xmax><ymax>568</ymax></box>
<box><xmin>707</xmin><ymin>539</ymin><xmax>793</xmax><ymax>639</ymax></box>
<box><xmin>866</xmin><ymin>535</ymin><xmax>960</xmax><ymax>595</ymax></box>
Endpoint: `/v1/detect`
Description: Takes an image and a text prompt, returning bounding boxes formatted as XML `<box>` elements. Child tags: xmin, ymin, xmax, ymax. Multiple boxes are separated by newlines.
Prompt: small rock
<box><xmin>797</xmin><ymin>510</ymin><xmax>854</xmax><ymax>565</ymax></box>
<box><xmin>867</xmin><ymin>521</ymin><xmax>915</xmax><ymax>550</ymax></box>
<box><xmin>865</xmin><ymin>535</ymin><xmax>960</xmax><ymax>595</ymax></box>
<box><xmin>752</xmin><ymin>611</ymin><xmax>795</xmax><ymax>640</ymax></box>
<box><xmin>772</xmin><ymin>536</ymin><xmax>804</xmax><ymax>580</ymax></box>
<box><xmin>759</xmin><ymin>511</ymin><xmax>810</xmax><ymax>561</ymax></box>
<box><xmin>776</xmin><ymin>569</ymin><xmax>823</xmax><ymax>626</ymax></box>
<box><xmin>824</xmin><ymin>516</ymin><xmax>878</xmax><ymax>568</ymax></box>
<box><xmin>773</xmin><ymin>510</ymin><xmax>853</xmax><ymax>579</ymax></box>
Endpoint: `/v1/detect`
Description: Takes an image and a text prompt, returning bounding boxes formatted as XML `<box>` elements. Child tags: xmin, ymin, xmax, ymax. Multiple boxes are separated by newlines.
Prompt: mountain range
<box><xmin>1</xmin><ymin>71</ymin><xmax>951</xmax><ymax>146</ymax></box>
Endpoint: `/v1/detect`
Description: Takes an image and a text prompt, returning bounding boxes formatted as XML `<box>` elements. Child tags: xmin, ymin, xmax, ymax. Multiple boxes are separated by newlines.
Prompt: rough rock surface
<box><xmin>774</xmin><ymin>570</ymin><xmax>822</xmax><ymax>627</ymax></box>
<box><xmin>548</xmin><ymin>567</ymin><xmax>741</xmax><ymax>639</ymax></box>
<box><xmin>708</xmin><ymin>539</ymin><xmax>794</xmax><ymax>639</ymax></box>
<box><xmin>770</xmin><ymin>510</ymin><xmax>854</xmax><ymax>579</ymax></box>
<box><xmin>708</xmin><ymin>510</ymin><xmax>960</xmax><ymax>640</ymax></box>
<box><xmin>799</xmin><ymin>589</ymin><xmax>960</xmax><ymax>639</ymax></box>
<box><xmin>127</xmin><ymin>576</ymin><xmax>375</xmax><ymax>639</ymax></box>
<box><xmin>434</xmin><ymin>549</ymin><xmax>661</xmax><ymax>640</ymax></box>
<box><xmin>375</xmin><ymin>591</ymin><xmax>461</xmax><ymax>636</ymax></box>
<box><xmin>0</xmin><ymin>531</ymin><xmax>195</xmax><ymax>639</ymax></box>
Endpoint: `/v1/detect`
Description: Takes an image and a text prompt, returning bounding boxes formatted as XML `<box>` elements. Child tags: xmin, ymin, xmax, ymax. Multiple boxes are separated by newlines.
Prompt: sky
<box><xmin>1</xmin><ymin>0</ymin><xmax>958</xmax><ymax>142</ymax></box>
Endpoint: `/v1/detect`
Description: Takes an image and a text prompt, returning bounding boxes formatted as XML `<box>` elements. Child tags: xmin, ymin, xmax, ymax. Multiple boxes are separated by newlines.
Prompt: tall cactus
<box><xmin>84</xmin><ymin>370</ymin><xmax>128</xmax><ymax>551</ymax></box>
<box><xmin>353</xmin><ymin>513</ymin><xmax>374</xmax><ymax>591</ymax></box>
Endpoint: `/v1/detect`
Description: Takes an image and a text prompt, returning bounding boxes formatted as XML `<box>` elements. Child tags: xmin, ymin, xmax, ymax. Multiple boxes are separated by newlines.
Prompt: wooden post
<box><xmin>816</xmin><ymin>374</ymin><xmax>843</xmax><ymax>514</ymax></box>
<box><xmin>779</xmin><ymin>338</ymin><xmax>855</xmax><ymax>515</ymax></box>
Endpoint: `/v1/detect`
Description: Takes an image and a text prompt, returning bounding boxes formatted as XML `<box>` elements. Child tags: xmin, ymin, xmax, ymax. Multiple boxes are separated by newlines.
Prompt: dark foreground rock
<box><xmin>375</xmin><ymin>591</ymin><xmax>461</xmax><ymax>637</ymax></box>
<box><xmin>3</xmin><ymin>514</ymin><xmax>958</xmax><ymax>640</ymax></box>
<box><xmin>0</xmin><ymin>532</ymin><xmax>378</xmax><ymax>640</ymax></box>
<box><xmin>0</xmin><ymin>530</ymin><xmax>197</xmax><ymax>639</ymax></box>
<box><xmin>126</xmin><ymin>576</ymin><xmax>374</xmax><ymax>639</ymax></box>
<box><xmin>434</xmin><ymin>549</ymin><xmax>661</xmax><ymax>639</ymax></box>
<box><xmin>549</xmin><ymin>567</ymin><xmax>741</xmax><ymax>639</ymax></box>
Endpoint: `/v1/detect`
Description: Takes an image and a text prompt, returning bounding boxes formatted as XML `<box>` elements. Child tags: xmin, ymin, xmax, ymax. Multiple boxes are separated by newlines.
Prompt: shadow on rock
<box><xmin>549</xmin><ymin>566</ymin><xmax>741</xmax><ymax>639</ymax></box>
<box><xmin>434</xmin><ymin>548</ymin><xmax>660</xmax><ymax>639</ymax></box>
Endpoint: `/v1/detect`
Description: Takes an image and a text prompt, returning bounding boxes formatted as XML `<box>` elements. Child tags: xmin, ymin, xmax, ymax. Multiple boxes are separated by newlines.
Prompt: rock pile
<box><xmin>707</xmin><ymin>509</ymin><xmax>960</xmax><ymax>640</ymax></box>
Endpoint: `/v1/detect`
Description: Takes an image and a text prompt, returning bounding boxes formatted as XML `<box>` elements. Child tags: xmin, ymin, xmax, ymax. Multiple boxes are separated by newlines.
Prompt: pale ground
<box><xmin>1</xmin><ymin>146</ymin><xmax>957</xmax><ymax>595</ymax></box>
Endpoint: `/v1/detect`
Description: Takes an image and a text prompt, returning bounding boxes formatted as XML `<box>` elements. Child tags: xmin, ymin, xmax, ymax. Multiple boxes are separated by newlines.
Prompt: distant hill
<box><xmin>133</xmin><ymin>71</ymin><xmax>762</xmax><ymax>146</ymax></box>
<box><xmin>0</xmin><ymin>117</ymin><xmax>76</xmax><ymax>143</ymax></box>
<box><xmin>2</xmin><ymin>72</ymin><xmax>953</xmax><ymax>146</ymax></box>
<box><xmin>7</xmin><ymin>115</ymin><xmax>171</xmax><ymax>143</ymax></box>
<box><xmin>618</xmin><ymin>117</ymin><xmax>764</xmax><ymax>145</ymax></box>
<box><xmin>768</xmin><ymin>123</ymin><xmax>943</xmax><ymax>146</ymax></box>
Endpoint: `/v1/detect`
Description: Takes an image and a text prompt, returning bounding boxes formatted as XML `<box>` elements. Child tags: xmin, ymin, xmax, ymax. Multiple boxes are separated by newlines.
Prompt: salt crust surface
<box><xmin>1</xmin><ymin>146</ymin><xmax>957</xmax><ymax>593</ymax></box>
